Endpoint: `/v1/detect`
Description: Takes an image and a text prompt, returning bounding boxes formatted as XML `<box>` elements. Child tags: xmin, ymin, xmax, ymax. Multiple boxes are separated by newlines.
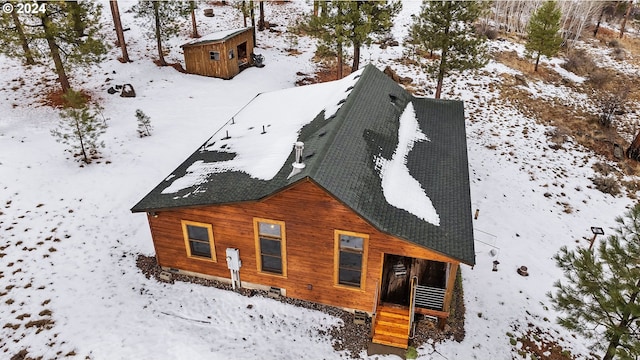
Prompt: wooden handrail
<box><xmin>370</xmin><ymin>280</ymin><xmax>381</xmax><ymax>338</ymax></box>
<box><xmin>408</xmin><ymin>276</ymin><xmax>418</xmax><ymax>338</ymax></box>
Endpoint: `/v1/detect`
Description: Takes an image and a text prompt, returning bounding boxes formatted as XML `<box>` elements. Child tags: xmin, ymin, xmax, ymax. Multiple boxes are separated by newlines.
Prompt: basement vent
<box><xmin>159</xmin><ymin>271</ymin><xmax>173</xmax><ymax>282</ymax></box>
<box><xmin>267</xmin><ymin>287</ymin><xmax>282</xmax><ymax>298</ymax></box>
<box><xmin>354</xmin><ymin>311</ymin><xmax>367</xmax><ymax>325</ymax></box>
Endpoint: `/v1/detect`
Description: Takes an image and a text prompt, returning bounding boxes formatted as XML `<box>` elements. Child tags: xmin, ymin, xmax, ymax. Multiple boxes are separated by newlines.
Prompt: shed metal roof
<box><xmin>181</xmin><ymin>27</ymin><xmax>253</xmax><ymax>47</ymax></box>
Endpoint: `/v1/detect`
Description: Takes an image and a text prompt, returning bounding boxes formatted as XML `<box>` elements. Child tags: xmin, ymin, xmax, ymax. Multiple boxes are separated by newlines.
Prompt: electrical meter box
<box><xmin>226</xmin><ymin>248</ymin><xmax>241</xmax><ymax>271</ymax></box>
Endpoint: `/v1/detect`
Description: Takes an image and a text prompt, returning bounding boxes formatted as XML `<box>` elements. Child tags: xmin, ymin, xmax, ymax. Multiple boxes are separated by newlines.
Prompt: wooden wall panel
<box><xmin>182</xmin><ymin>30</ymin><xmax>254</xmax><ymax>79</ymax></box>
<box><xmin>147</xmin><ymin>179</ymin><xmax>459</xmax><ymax>313</ymax></box>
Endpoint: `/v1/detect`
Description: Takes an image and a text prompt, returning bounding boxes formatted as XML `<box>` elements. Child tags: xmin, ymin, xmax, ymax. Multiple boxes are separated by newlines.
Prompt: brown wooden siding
<box><xmin>146</xmin><ymin>179</ymin><xmax>459</xmax><ymax>313</ymax></box>
<box><xmin>183</xmin><ymin>29</ymin><xmax>254</xmax><ymax>79</ymax></box>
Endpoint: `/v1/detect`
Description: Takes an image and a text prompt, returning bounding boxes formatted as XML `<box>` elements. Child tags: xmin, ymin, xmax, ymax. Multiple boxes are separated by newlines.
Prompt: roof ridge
<box><xmin>298</xmin><ymin>67</ymin><xmax>372</xmax><ymax>180</ymax></box>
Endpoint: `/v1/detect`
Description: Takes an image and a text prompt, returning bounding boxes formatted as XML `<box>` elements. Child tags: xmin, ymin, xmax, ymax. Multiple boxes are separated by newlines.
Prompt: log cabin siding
<box><xmin>147</xmin><ymin>179</ymin><xmax>459</xmax><ymax>312</ymax></box>
<box><xmin>182</xmin><ymin>29</ymin><xmax>254</xmax><ymax>79</ymax></box>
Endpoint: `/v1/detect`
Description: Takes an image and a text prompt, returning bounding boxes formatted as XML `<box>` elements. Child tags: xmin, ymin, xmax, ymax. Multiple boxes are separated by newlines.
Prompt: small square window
<box><xmin>209</xmin><ymin>51</ymin><xmax>220</xmax><ymax>61</ymax></box>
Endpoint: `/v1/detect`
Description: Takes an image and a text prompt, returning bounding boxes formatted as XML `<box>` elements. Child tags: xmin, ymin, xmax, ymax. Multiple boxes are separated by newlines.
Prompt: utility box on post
<box><xmin>226</xmin><ymin>248</ymin><xmax>242</xmax><ymax>290</ymax></box>
<box><xmin>226</xmin><ymin>248</ymin><xmax>241</xmax><ymax>270</ymax></box>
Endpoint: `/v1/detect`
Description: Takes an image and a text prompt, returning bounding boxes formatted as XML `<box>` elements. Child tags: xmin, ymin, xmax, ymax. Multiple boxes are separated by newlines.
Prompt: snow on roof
<box><xmin>374</xmin><ymin>102</ymin><xmax>440</xmax><ymax>226</ymax></box>
<box><xmin>182</xmin><ymin>27</ymin><xmax>252</xmax><ymax>47</ymax></box>
<box><xmin>161</xmin><ymin>69</ymin><xmax>363</xmax><ymax>194</ymax></box>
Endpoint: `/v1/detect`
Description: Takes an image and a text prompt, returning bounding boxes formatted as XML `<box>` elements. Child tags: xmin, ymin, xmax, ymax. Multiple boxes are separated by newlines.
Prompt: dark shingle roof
<box><xmin>131</xmin><ymin>65</ymin><xmax>475</xmax><ymax>265</ymax></box>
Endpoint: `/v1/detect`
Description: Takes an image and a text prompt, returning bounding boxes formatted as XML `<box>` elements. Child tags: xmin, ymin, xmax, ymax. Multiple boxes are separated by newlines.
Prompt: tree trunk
<box><xmin>594</xmin><ymin>6</ymin><xmax>605</xmax><ymax>37</ymax></box>
<box><xmin>39</xmin><ymin>3</ymin><xmax>71</xmax><ymax>93</ymax></box>
<box><xmin>67</xmin><ymin>1</ymin><xmax>85</xmax><ymax>38</ymax></box>
<box><xmin>190</xmin><ymin>2</ymin><xmax>199</xmax><ymax>38</ymax></box>
<box><xmin>336</xmin><ymin>2</ymin><xmax>343</xmax><ymax>80</ymax></box>
<box><xmin>352</xmin><ymin>41</ymin><xmax>360</xmax><ymax>72</ymax></box>
<box><xmin>626</xmin><ymin>130</ymin><xmax>640</xmax><ymax>161</ymax></box>
<box><xmin>153</xmin><ymin>2</ymin><xmax>166</xmax><ymax>66</ymax></box>
<box><xmin>619</xmin><ymin>0</ymin><xmax>632</xmax><ymax>39</ymax></box>
<box><xmin>74</xmin><ymin>116</ymin><xmax>89</xmax><ymax>164</ymax></box>
<box><xmin>242</xmin><ymin>1</ymin><xmax>247</xmax><ymax>27</ymax></box>
<box><xmin>258</xmin><ymin>0</ymin><xmax>264</xmax><ymax>31</ymax></box>
<box><xmin>602</xmin><ymin>279</ymin><xmax>640</xmax><ymax>360</ymax></box>
<box><xmin>435</xmin><ymin>43</ymin><xmax>448</xmax><ymax>98</ymax></box>
<box><xmin>11</xmin><ymin>11</ymin><xmax>35</xmax><ymax>65</ymax></box>
<box><xmin>250</xmin><ymin>0</ymin><xmax>255</xmax><ymax>46</ymax></box>
<box><xmin>110</xmin><ymin>0</ymin><xmax>130</xmax><ymax>62</ymax></box>
<box><xmin>313</xmin><ymin>1</ymin><xmax>318</xmax><ymax>17</ymax></box>
<box><xmin>534</xmin><ymin>53</ymin><xmax>541</xmax><ymax>72</ymax></box>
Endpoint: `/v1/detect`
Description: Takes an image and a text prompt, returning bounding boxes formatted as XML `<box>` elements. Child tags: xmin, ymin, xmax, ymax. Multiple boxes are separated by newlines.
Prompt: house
<box><xmin>181</xmin><ymin>27</ymin><xmax>254</xmax><ymax>79</ymax></box>
<box><xmin>131</xmin><ymin>65</ymin><xmax>475</xmax><ymax>349</ymax></box>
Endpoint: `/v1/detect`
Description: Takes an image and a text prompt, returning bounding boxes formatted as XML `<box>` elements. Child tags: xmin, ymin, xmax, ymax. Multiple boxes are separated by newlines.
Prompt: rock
<box><xmin>514</xmin><ymin>74</ymin><xmax>527</xmax><ymax>87</ymax></box>
<box><xmin>107</xmin><ymin>87</ymin><xmax>117</xmax><ymax>95</ymax></box>
<box><xmin>613</xmin><ymin>143</ymin><xmax>624</xmax><ymax>160</ymax></box>
<box><xmin>383</xmin><ymin>66</ymin><xmax>413</xmax><ymax>85</ymax></box>
<box><xmin>120</xmin><ymin>84</ymin><xmax>136</xmax><ymax>98</ymax></box>
<box><xmin>203</xmin><ymin>8</ymin><xmax>214</xmax><ymax>17</ymax></box>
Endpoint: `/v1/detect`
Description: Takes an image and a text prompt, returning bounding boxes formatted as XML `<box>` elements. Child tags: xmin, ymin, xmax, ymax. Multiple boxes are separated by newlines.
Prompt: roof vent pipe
<box><xmin>294</xmin><ymin>142</ymin><xmax>305</xmax><ymax>167</ymax></box>
<box><xmin>287</xmin><ymin>142</ymin><xmax>305</xmax><ymax>179</ymax></box>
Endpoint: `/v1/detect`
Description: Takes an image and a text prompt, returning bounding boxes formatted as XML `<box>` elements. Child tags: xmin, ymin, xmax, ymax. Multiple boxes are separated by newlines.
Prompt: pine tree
<box><xmin>410</xmin><ymin>1</ymin><xmax>488</xmax><ymax>99</ymax></box>
<box><xmin>133</xmin><ymin>0</ymin><xmax>191</xmax><ymax>66</ymax></box>
<box><xmin>51</xmin><ymin>90</ymin><xmax>108</xmax><ymax>164</ymax></box>
<box><xmin>550</xmin><ymin>205</ymin><xmax>640</xmax><ymax>360</ymax></box>
<box><xmin>308</xmin><ymin>1</ymin><xmax>350</xmax><ymax>79</ymax></box>
<box><xmin>307</xmin><ymin>1</ymin><xmax>401</xmax><ymax>75</ymax></box>
<box><xmin>345</xmin><ymin>1</ymin><xmax>401</xmax><ymax>72</ymax></box>
<box><xmin>0</xmin><ymin>1</ymin><xmax>107</xmax><ymax>93</ymax></box>
<box><xmin>0</xmin><ymin>6</ymin><xmax>36</xmax><ymax>65</ymax></box>
<box><xmin>135</xmin><ymin>109</ymin><xmax>152</xmax><ymax>137</ymax></box>
<box><xmin>525</xmin><ymin>0</ymin><xmax>563</xmax><ymax>72</ymax></box>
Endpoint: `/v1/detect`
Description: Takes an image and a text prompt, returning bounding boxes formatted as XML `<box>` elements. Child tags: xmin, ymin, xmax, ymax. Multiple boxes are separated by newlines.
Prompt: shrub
<box><xmin>592</xmin><ymin>176</ymin><xmax>621</xmax><ymax>196</ymax></box>
<box><xmin>611</xmin><ymin>47</ymin><xmax>626</xmax><ymax>61</ymax></box>
<box><xmin>563</xmin><ymin>49</ymin><xmax>595</xmax><ymax>75</ymax></box>
<box><xmin>587</xmin><ymin>69</ymin><xmax>609</xmax><ymax>88</ymax></box>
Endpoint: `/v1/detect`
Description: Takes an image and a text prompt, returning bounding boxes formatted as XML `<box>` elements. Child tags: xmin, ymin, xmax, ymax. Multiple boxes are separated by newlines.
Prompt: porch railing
<box><xmin>408</xmin><ymin>276</ymin><xmax>418</xmax><ymax>338</ymax></box>
<box><xmin>415</xmin><ymin>285</ymin><xmax>446</xmax><ymax>310</ymax></box>
<box><xmin>370</xmin><ymin>280</ymin><xmax>380</xmax><ymax>338</ymax></box>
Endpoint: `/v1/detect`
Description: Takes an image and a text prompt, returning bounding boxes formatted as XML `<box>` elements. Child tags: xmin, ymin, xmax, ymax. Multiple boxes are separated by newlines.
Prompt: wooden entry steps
<box><xmin>372</xmin><ymin>305</ymin><xmax>410</xmax><ymax>349</ymax></box>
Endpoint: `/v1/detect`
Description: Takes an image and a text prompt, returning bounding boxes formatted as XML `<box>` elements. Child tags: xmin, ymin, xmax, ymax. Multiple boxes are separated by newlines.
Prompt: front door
<box><xmin>380</xmin><ymin>254</ymin><xmax>411</xmax><ymax>306</ymax></box>
<box><xmin>379</xmin><ymin>254</ymin><xmax>448</xmax><ymax>306</ymax></box>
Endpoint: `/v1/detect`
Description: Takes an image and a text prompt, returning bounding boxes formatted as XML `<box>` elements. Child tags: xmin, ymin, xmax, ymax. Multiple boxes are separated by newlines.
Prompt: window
<box><xmin>254</xmin><ymin>218</ymin><xmax>286</xmax><ymax>276</ymax></box>
<box><xmin>335</xmin><ymin>230</ymin><xmax>368</xmax><ymax>289</ymax></box>
<box><xmin>228</xmin><ymin>49</ymin><xmax>234</xmax><ymax>59</ymax></box>
<box><xmin>209</xmin><ymin>51</ymin><xmax>220</xmax><ymax>61</ymax></box>
<box><xmin>181</xmin><ymin>220</ymin><xmax>216</xmax><ymax>261</ymax></box>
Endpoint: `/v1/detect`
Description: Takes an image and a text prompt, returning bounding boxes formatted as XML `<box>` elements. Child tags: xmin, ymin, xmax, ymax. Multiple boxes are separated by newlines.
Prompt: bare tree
<box><xmin>619</xmin><ymin>0</ymin><xmax>633</xmax><ymax>38</ymax></box>
<box><xmin>598</xmin><ymin>87</ymin><xmax>628</xmax><ymax>128</ymax></box>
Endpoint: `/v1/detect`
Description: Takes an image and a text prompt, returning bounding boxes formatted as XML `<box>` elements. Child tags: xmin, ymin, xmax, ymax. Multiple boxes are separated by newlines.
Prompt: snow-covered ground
<box><xmin>1</xmin><ymin>1</ymin><xmax>638</xmax><ymax>359</ymax></box>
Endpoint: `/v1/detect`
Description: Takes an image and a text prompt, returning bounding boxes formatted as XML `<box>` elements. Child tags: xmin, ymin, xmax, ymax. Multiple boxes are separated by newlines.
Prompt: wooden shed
<box><xmin>181</xmin><ymin>27</ymin><xmax>254</xmax><ymax>79</ymax></box>
<box><xmin>132</xmin><ymin>65</ymin><xmax>475</xmax><ymax>349</ymax></box>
